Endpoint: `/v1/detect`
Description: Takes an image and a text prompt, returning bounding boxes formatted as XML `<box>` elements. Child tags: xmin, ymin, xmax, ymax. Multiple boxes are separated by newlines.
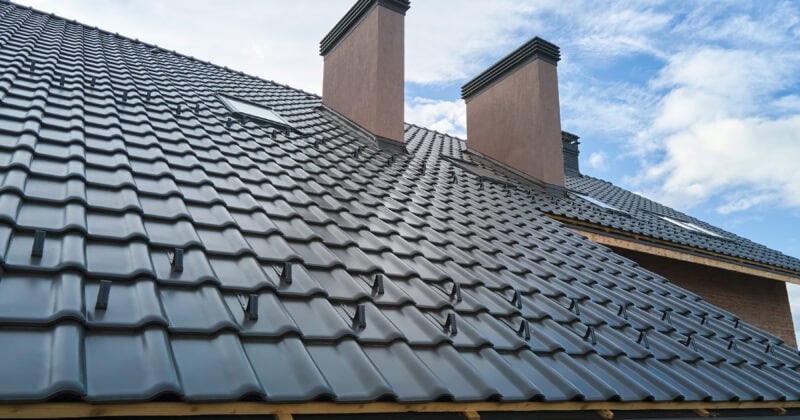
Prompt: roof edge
<box><xmin>3</xmin><ymin>400</ymin><xmax>799</xmax><ymax>418</ymax></box>
<box><xmin>320</xmin><ymin>0</ymin><xmax>411</xmax><ymax>56</ymax></box>
<box><xmin>553</xmin><ymin>216</ymin><xmax>800</xmax><ymax>284</ymax></box>
<box><xmin>461</xmin><ymin>36</ymin><xmax>561</xmax><ymax>100</ymax></box>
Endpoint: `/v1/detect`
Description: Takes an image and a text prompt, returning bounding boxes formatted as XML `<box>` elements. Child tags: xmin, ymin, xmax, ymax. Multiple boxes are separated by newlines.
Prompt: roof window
<box><xmin>218</xmin><ymin>94</ymin><xmax>291</xmax><ymax>128</ymax></box>
<box><xmin>659</xmin><ymin>215</ymin><xmax>724</xmax><ymax>238</ymax></box>
<box><xmin>574</xmin><ymin>192</ymin><xmax>626</xmax><ymax>213</ymax></box>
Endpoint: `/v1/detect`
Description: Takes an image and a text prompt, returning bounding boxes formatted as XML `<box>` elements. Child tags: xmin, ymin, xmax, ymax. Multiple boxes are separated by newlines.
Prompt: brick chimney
<box><xmin>461</xmin><ymin>37</ymin><xmax>565</xmax><ymax>187</ymax></box>
<box><xmin>320</xmin><ymin>0</ymin><xmax>409</xmax><ymax>151</ymax></box>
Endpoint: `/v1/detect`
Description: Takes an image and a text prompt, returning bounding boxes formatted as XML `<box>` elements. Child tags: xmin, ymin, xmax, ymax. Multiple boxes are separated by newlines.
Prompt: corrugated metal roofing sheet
<box><xmin>0</xmin><ymin>0</ymin><xmax>799</xmax><ymax>407</ymax></box>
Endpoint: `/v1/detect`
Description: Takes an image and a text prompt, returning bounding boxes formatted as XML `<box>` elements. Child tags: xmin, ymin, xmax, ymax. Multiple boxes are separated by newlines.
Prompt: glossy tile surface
<box><xmin>0</xmin><ymin>0</ymin><xmax>799</xmax><ymax>405</ymax></box>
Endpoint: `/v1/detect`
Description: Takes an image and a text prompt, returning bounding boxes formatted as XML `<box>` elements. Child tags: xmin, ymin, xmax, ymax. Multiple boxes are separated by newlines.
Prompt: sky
<box><xmin>15</xmin><ymin>0</ymin><xmax>800</xmax><ymax>338</ymax></box>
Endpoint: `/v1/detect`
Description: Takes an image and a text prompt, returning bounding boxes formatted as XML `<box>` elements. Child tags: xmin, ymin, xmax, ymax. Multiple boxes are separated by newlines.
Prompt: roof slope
<box><xmin>564</xmin><ymin>175</ymin><xmax>800</xmax><ymax>273</ymax></box>
<box><xmin>1</xmin><ymin>1</ymin><xmax>800</xmax><ymax>405</ymax></box>
<box><xmin>409</xmin><ymin>131</ymin><xmax>800</xmax><ymax>274</ymax></box>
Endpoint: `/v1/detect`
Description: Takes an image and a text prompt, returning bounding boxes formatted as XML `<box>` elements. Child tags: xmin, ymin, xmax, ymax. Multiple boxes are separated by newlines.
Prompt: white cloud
<box><xmin>404</xmin><ymin>98</ymin><xmax>466</xmax><ymax>138</ymax></box>
<box><xmin>641</xmin><ymin>116</ymin><xmax>800</xmax><ymax>210</ymax></box>
<box><xmin>563</xmin><ymin>3</ymin><xmax>673</xmax><ymax>59</ymax></box>
<box><xmin>405</xmin><ymin>1</ymin><xmax>547</xmax><ymax>84</ymax></box>
<box><xmin>716</xmin><ymin>192</ymin><xmax>780</xmax><ymax>215</ymax></box>
<box><xmin>561</xmin><ymin>79</ymin><xmax>657</xmax><ymax>139</ymax></box>
<box><xmin>631</xmin><ymin>44</ymin><xmax>800</xmax><ymax>211</ymax></box>
<box><xmin>587</xmin><ymin>152</ymin><xmax>607</xmax><ymax>170</ymax></box>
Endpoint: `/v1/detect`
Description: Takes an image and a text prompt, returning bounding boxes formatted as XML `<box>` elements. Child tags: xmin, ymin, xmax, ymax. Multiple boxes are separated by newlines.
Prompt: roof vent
<box><xmin>320</xmin><ymin>0</ymin><xmax>410</xmax><ymax>151</ymax></box>
<box><xmin>462</xmin><ymin>37</ymin><xmax>565</xmax><ymax>188</ymax></box>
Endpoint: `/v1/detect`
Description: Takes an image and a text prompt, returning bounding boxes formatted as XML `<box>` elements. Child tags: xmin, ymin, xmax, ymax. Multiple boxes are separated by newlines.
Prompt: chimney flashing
<box><xmin>320</xmin><ymin>0</ymin><xmax>410</xmax><ymax>56</ymax></box>
<box><xmin>461</xmin><ymin>37</ymin><xmax>560</xmax><ymax>100</ymax></box>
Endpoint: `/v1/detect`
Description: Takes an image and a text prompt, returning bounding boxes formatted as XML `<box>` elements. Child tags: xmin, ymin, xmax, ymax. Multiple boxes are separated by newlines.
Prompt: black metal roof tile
<box><xmin>0</xmin><ymin>271</ymin><xmax>83</xmax><ymax>324</ymax></box>
<box><xmin>4</xmin><ymin>230</ymin><xmax>85</xmax><ymax>271</ymax></box>
<box><xmin>542</xmin><ymin>351</ymin><xmax>620</xmax><ymax>401</ymax></box>
<box><xmin>87</xmin><ymin>211</ymin><xmax>145</xmax><ymax>239</ymax></box>
<box><xmin>288</xmin><ymin>239</ymin><xmax>341</xmax><ymax>267</ymax></box>
<box><xmin>85</xmin><ymin>185</ymin><xmax>139</xmax><ymax>211</ymax></box>
<box><xmin>380</xmin><ymin>305</ymin><xmax>451</xmax><ymax>346</ymax></box>
<box><xmin>242</xmin><ymin>336</ymin><xmax>332</xmax><ymax>401</ymax></box>
<box><xmin>0</xmin><ymin>323</ymin><xmax>85</xmax><ymax>401</ymax></box>
<box><xmin>152</xmin><ymin>247</ymin><xmax>216</xmax><ymax>286</ymax></box>
<box><xmin>591</xmin><ymin>325</ymin><xmax>648</xmax><ymax>359</ymax></box>
<box><xmin>692</xmin><ymin>360</ymin><xmax>769</xmax><ymax>401</ymax></box>
<box><xmin>519</xmin><ymin>292</ymin><xmax>580</xmax><ymax>323</ymax></box>
<box><xmin>16</xmin><ymin>201</ymin><xmax>85</xmax><ymax>231</ymax></box>
<box><xmin>361</xmin><ymin>341</ymin><xmax>450</xmax><ymax>402</ymax></box>
<box><xmin>85</xmin><ymin>239</ymin><xmax>153</xmax><ymax>278</ymax></box>
<box><xmin>414</xmin><ymin>345</ymin><xmax>500</xmax><ymax>401</ymax></box>
<box><xmin>143</xmin><ymin>219</ymin><xmax>202</xmax><ymax>248</ymax></box>
<box><xmin>170</xmin><ymin>332</ymin><xmax>263</xmax><ymax>401</ymax></box>
<box><xmin>187</xmin><ymin>203</ymin><xmax>236</xmax><ymax>227</ymax></box>
<box><xmin>282</xmin><ymin>296</ymin><xmax>353</xmax><ymax>341</ymax></box>
<box><xmin>338</xmin><ymin>301</ymin><xmax>405</xmax><ymax>343</ymax></box>
<box><xmin>160</xmin><ymin>285</ymin><xmax>236</xmax><ymax>333</ymax></box>
<box><xmin>197</xmin><ymin>227</ymin><xmax>250</xmax><ymax>255</ymax></box>
<box><xmin>224</xmin><ymin>291</ymin><xmax>299</xmax><ymax>337</ymax></box>
<box><xmin>305</xmin><ymin>339</ymin><xmax>394</xmax><ymax>401</ymax></box>
<box><xmin>243</xmin><ymin>232</ymin><xmax>298</xmax><ymax>262</ymax></box>
<box><xmin>86</xmin><ymin>279</ymin><xmax>166</xmax><ymax>328</ymax></box>
<box><xmin>84</xmin><ymin>328</ymin><xmax>180</xmax><ymax>401</ymax></box>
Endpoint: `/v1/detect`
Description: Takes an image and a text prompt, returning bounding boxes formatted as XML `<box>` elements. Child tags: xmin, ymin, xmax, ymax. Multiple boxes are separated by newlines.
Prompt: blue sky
<box><xmin>17</xmin><ymin>0</ymin><xmax>800</xmax><ymax>336</ymax></box>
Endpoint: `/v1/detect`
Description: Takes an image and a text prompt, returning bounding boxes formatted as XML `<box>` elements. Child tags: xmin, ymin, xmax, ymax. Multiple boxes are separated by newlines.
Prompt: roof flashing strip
<box><xmin>461</xmin><ymin>36</ymin><xmax>560</xmax><ymax>100</ymax></box>
<box><xmin>320</xmin><ymin>0</ymin><xmax>411</xmax><ymax>56</ymax></box>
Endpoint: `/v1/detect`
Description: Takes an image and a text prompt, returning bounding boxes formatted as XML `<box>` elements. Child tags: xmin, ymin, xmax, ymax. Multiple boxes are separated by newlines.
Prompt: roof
<box><xmin>563</xmin><ymin>175</ymin><xmax>800</xmax><ymax>274</ymax></box>
<box><xmin>1</xmin><ymin>0</ymin><xmax>800</xmax><ymax>409</ymax></box>
<box><xmin>419</xmin><ymin>130</ymin><xmax>800</xmax><ymax>276</ymax></box>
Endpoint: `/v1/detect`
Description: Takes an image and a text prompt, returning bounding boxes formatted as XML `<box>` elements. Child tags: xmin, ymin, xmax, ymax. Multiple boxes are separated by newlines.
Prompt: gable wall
<box><xmin>613</xmin><ymin>249</ymin><xmax>797</xmax><ymax>348</ymax></box>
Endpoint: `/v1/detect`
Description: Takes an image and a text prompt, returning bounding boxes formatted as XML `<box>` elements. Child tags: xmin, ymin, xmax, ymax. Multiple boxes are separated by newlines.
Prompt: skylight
<box><xmin>574</xmin><ymin>193</ymin><xmax>625</xmax><ymax>213</ymax></box>
<box><xmin>659</xmin><ymin>215</ymin><xmax>724</xmax><ymax>238</ymax></box>
<box><xmin>218</xmin><ymin>95</ymin><xmax>291</xmax><ymax>128</ymax></box>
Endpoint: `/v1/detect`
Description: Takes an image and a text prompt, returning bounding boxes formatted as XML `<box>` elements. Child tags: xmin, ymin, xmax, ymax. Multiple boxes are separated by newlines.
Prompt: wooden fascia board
<box><xmin>1</xmin><ymin>401</ymin><xmax>800</xmax><ymax>419</ymax></box>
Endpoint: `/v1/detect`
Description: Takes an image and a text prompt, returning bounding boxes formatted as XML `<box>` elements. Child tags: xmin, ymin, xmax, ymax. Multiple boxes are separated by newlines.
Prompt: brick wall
<box><xmin>613</xmin><ymin>248</ymin><xmax>797</xmax><ymax>348</ymax></box>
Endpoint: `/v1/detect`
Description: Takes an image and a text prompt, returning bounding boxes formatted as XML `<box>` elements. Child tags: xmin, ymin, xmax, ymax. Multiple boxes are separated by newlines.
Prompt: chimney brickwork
<box><xmin>461</xmin><ymin>37</ymin><xmax>565</xmax><ymax>187</ymax></box>
<box><xmin>320</xmin><ymin>0</ymin><xmax>409</xmax><ymax>148</ymax></box>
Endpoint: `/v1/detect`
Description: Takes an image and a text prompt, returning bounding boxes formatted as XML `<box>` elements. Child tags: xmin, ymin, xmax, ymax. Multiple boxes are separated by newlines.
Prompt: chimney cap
<box><xmin>562</xmin><ymin>131</ymin><xmax>580</xmax><ymax>144</ymax></box>
<box><xmin>461</xmin><ymin>36</ymin><xmax>560</xmax><ymax>100</ymax></box>
<box><xmin>320</xmin><ymin>0</ymin><xmax>411</xmax><ymax>56</ymax></box>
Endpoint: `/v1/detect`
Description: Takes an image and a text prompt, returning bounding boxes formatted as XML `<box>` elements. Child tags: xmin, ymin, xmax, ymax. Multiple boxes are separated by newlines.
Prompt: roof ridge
<box><xmin>405</xmin><ymin>122</ymin><xmax>466</xmax><ymax>142</ymax></box>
